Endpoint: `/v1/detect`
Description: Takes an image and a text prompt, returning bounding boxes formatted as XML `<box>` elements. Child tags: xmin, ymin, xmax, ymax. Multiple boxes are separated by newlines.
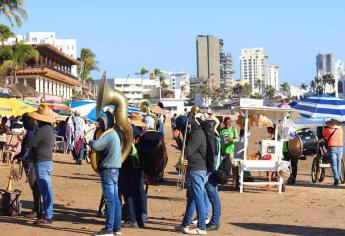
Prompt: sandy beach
<box><xmin>0</xmin><ymin>124</ymin><xmax>345</xmax><ymax>236</ymax></box>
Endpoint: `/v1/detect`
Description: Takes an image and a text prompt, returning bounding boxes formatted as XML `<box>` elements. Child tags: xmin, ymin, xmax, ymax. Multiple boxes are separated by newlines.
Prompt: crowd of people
<box><xmin>1</xmin><ymin>104</ymin><xmax>344</xmax><ymax>236</ymax></box>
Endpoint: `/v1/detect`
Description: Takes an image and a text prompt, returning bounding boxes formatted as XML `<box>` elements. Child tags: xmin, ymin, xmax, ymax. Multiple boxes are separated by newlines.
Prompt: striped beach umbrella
<box><xmin>70</xmin><ymin>100</ymin><xmax>141</xmax><ymax>121</ymax></box>
<box><xmin>290</xmin><ymin>96</ymin><xmax>345</xmax><ymax>121</ymax></box>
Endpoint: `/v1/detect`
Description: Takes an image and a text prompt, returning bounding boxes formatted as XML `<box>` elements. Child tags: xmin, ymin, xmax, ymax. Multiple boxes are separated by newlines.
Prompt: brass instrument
<box><xmin>90</xmin><ymin>72</ymin><xmax>133</xmax><ymax>173</ymax></box>
<box><xmin>139</xmin><ymin>100</ymin><xmax>158</xmax><ymax>128</ymax></box>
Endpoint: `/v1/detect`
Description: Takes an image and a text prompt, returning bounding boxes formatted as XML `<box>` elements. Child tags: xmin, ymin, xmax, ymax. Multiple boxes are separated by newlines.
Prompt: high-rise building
<box><xmin>220</xmin><ymin>53</ymin><xmax>234</xmax><ymax>87</ymax></box>
<box><xmin>335</xmin><ymin>60</ymin><xmax>345</xmax><ymax>78</ymax></box>
<box><xmin>240</xmin><ymin>48</ymin><xmax>268</xmax><ymax>92</ymax></box>
<box><xmin>316</xmin><ymin>53</ymin><xmax>335</xmax><ymax>76</ymax></box>
<box><xmin>196</xmin><ymin>35</ymin><xmax>221</xmax><ymax>88</ymax></box>
<box><xmin>5</xmin><ymin>32</ymin><xmax>78</xmax><ymax>76</ymax></box>
<box><xmin>267</xmin><ymin>64</ymin><xmax>279</xmax><ymax>91</ymax></box>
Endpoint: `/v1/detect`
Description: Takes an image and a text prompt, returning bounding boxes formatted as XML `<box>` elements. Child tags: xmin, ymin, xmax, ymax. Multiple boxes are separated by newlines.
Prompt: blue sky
<box><xmin>4</xmin><ymin>0</ymin><xmax>345</xmax><ymax>86</ymax></box>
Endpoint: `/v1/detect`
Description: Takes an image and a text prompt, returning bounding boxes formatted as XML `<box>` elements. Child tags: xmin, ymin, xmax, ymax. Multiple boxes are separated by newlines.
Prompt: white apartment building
<box><xmin>5</xmin><ymin>32</ymin><xmax>78</xmax><ymax>76</ymax></box>
<box><xmin>160</xmin><ymin>71</ymin><xmax>190</xmax><ymax>97</ymax></box>
<box><xmin>267</xmin><ymin>64</ymin><xmax>279</xmax><ymax>91</ymax></box>
<box><xmin>240</xmin><ymin>48</ymin><xmax>268</xmax><ymax>92</ymax></box>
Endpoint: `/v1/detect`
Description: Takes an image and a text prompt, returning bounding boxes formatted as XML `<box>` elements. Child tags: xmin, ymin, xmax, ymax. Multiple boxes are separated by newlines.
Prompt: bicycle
<box><xmin>311</xmin><ymin>139</ymin><xmax>345</xmax><ymax>183</ymax></box>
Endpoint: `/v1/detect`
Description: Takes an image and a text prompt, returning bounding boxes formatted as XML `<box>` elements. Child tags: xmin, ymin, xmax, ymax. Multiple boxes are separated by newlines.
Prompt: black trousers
<box><xmin>23</xmin><ymin>161</ymin><xmax>41</xmax><ymax>215</ymax></box>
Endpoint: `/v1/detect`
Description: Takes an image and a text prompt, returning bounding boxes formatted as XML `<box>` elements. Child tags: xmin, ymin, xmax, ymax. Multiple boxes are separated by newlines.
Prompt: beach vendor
<box><xmin>220</xmin><ymin>117</ymin><xmax>238</xmax><ymax>174</ymax></box>
<box><xmin>323</xmin><ymin>119</ymin><xmax>344</xmax><ymax>186</ymax></box>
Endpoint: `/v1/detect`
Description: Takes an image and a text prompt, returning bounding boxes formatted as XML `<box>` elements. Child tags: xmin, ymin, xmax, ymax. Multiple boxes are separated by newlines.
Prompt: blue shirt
<box><xmin>90</xmin><ymin>129</ymin><xmax>122</xmax><ymax>169</ymax></box>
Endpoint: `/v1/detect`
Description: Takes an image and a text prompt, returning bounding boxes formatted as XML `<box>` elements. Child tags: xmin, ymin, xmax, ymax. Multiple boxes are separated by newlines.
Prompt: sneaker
<box><xmin>94</xmin><ymin>228</ymin><xmax>113</xmax><ymax>236</ymax></box>
<box><xmin>23</xmin><ymin>211</ymin><xmax>38</xmax><ymax>219</ymax></box>
<box><xmin>122</xmin><ymin>221</ymin><xmax>138</xmax><ymax>228</ymax></box>
<box><xmin>191</xmin><ymin>218</ymin><xmax>210</xmax><ymax>226</ymax></box>
<box><xmin>175</xmin><ymin>225</ymin><xmax>189</xmax><ymax>232</ymax></box>
<box><xmin>184</xmin><ymin>228</ymin><xmax>207</xmax><ymax>235</ymax></box>
<box><xmin>206</xmin><ymin>224</ymin><xmax>219</xmax><ymax>231</ymax></box>
<box><xmin>114</xmin><ymin>230</ymin><xmax>122</xmax><ymax>235</ymax></box>
<box><xmin>334</xmin><ymin>180</ymin><xmax>339</xmax><ymax>186</ymax></box>
<box><xmin>34</xmin><ymin>218</ymin><xmax>53</xmax><ymax>225</ymax></box>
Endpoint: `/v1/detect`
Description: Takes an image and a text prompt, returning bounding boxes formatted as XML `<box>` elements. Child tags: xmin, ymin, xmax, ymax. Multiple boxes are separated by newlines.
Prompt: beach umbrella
<box><xmin>290</xmin><ymin>96</ymin><xmax>345</xmax><ymax>122</ymax></box>
<box><xmin>70</xmin><ymin>100</ymin><xmax>142</xmax><ymax>121</ymax></box>
<box><xmin>0</xmin><ymin>98</ymin><xmax>36</xmax><ymax>116</ymax></box>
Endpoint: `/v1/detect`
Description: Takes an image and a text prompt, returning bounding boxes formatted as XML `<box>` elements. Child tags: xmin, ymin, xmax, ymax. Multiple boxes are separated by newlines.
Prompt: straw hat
<box><xmin>325</xmin><ymin>119</ymin><xmax>343</xmax><ymax>128</ymax></box>
<box><xmin>129</xmin><ymin>112</ymin><xmax>146</xmax><ymax>127</ymax></box>
<box><xmin>28</xmin><ymin>104</ymin><xmax>55</xmax><ymax>123</ymax></box>
<box><xmin>206</xmin><ymin>115</ymin><xmax>220</xmax><ymax>135</ymax></box>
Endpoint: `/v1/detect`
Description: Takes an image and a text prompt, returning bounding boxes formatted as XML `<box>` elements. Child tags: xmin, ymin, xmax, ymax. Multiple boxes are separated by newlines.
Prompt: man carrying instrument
<box><xmin>89</xmin><ymin>111</ymin><xmax>122</xmax><ymax>236</ymax></box>
<box><xmin>178</xmin><ymin>116</ymin><xmax>208</xmax><ymax>235</ymax></box>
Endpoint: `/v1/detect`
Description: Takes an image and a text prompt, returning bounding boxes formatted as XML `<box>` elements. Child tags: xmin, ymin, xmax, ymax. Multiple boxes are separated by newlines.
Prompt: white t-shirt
<box><xmin>145</xmin><ymin>116</ymin><xmax>155</xmax><ymax>129</ymax></box>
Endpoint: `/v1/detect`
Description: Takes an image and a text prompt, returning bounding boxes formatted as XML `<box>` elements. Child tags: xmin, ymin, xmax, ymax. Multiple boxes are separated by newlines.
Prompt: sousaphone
<box><xmin>90</xmin><ymin>72</ymin><xmax>133</xmax><ymax>173</ymax></box>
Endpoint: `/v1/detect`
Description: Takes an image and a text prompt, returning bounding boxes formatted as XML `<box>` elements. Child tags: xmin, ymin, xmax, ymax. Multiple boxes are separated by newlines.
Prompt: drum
<box><xmin>288</xmin><ymin>129</ymin><xmax>318</xmax><ymax>157</ymax></box>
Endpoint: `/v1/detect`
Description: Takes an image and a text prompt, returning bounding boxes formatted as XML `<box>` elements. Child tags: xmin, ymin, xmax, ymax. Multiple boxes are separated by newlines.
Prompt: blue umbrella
<box><xmin>70</xmin><ymin>100</ymin><xmax>142</xmax><ymax>122</ymax></box>
<box><xmin>290</xmin><ymin>96</ymin><xmax>345</xmax><ymax>122</ymax></box>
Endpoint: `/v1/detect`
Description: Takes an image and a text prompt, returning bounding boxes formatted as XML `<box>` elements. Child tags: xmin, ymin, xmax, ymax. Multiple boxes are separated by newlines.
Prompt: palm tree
<box><xmin>254</xmin><ymin>79</ymin><xmax>265</xmax><ymax>94</ymax></box>
<box><xmin>0</xmin><ymin>41</ymin><xmax>39</xmax><ymax>84</ymax></box>
<box><xmin>243</xmin><ymin>83</ymin><xmax>252</xmax><ymax>97</ymax></box>
<box><xmin>265</xmin><ymin>85</ymin><xmax>276</xmax><ymax>99</ymax></box>
<box><xmin>77</xmin><ymin>48</ymin><xmax>98</xmax><ymax>85</ymax></box>
<box><xmin>140</xmin><ymin>67</ymin><xmax>149</xmax><ymax>78</ymax></box>
<box><xmin>281</xmin><ymin>82</ymin><xmax>290</xmax><ymax>97</ymax></box>
<box><xmin>300</xmin><ymin>83</ymin><xmax>308</xmax><ymax>90</ymax></box>
<box><xmin>0</xmin><ymin>0</ymin><xmax>28</xmax><ymax>27</ymax></box>
<box><xmin>0</xmin><ymin>24</ymin><xmax>14</xmax><ymax>45</ymax></box>
<box><xmin>310</xmin><ymin>80</ymin><xmax>316</xmax><ymax>93</ymax></box>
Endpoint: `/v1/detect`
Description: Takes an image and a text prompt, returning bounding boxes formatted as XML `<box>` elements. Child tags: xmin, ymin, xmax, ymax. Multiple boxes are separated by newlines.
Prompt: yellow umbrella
<box><xmin>0</xmin><ymin>98</ymin><xmax>36</xmax><ymax>116</ymax></box>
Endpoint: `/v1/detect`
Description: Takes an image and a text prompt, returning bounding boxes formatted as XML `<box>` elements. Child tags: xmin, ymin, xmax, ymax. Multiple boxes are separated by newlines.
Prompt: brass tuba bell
<box><xmin>90</xmin><ymin>72</ymin><xmax>133</xmax><ymax>173</ymax></box>
<box><xmin>139</xmin><ymin>100</ymin><xmax>158</xmax><ymax>128</ymax></box>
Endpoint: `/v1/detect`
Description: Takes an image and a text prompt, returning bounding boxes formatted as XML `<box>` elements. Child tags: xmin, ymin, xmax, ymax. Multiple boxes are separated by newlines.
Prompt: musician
<box><xmin>179</xmin><ymin>117</ymin><xmax>208</xmax><ymax>235</ymax></box>
<box><xmin>323</xmin><ymin>119</ymin><xmax>344</xmax><ymax>186</ymax></box>
<box><xmin>28</xmin><ymin>105</ymin><xmax>56</xmax><ymax>225</ymax></box>
<box><xmin>13</xmin><ymin>113</ymin><xmax>41</xmax><ymax>218</ymax></box>
<box><xmin>89</xmin><ymin>111</ymin><xmax>122</xmax><ymax>236</ymax></box>
<box><xmin>119</xmin><ymin>112</ymin><xmax>147</xmax><ymax>228</ymax></box>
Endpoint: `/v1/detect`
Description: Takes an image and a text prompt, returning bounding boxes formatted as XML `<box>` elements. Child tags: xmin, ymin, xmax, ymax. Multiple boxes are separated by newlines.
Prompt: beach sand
<box><xmin>0</xmin><ymin>123</ymin><xmax>345</xmax><ymax>236</ymax></box>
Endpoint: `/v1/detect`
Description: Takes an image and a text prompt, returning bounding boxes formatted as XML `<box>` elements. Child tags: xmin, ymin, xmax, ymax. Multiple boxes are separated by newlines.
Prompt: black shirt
<box><xmin>28</xmin><ymin>124</ymin><xmax>55</xmax><ymax>162</ymax></box>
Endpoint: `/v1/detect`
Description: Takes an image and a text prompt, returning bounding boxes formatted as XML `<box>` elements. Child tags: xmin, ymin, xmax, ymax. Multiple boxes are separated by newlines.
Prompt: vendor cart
<box><xmin>238</xmin><ymin>104</ymin><xmax>295</xmax><ymax>194</ymax></box>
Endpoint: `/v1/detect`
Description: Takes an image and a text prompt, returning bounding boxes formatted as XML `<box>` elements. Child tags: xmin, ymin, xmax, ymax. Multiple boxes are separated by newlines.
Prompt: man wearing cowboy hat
<box><xmin>323</xmin><ymin>119</ymin><xmax>344</xmax><ymax>185</ymax></box>
<box><xmin>28</xmin><ymin>104</ymin><xmax>56</xmax><ymax>224</ymax></box>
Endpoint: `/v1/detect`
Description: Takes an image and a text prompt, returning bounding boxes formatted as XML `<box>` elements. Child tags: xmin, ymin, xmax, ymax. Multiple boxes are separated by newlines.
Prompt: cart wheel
<box><xmin>311</xmin><ymin>157</ymin><xmax>320</xmax><ymax>183</ymax></box>
<box><xmin>318</xmin><ymin>168</ymin><xmax>326</xmax><ymax>182</ymax></box>
<box><xmin>340</xmin><ymin>159</ymin><xmax>345</xmax><ymax>184</ymax></box>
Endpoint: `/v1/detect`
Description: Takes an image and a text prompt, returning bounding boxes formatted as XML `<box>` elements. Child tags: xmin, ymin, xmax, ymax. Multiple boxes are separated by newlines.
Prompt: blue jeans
<box><xmin>182</xmin><ymin>170</ymin><xmax>207</xmax><ymax>230</ymax></box>
<box><xmin>119</xmin><ymin>168</ymin><xmax>145</xmax><ymax>226</ymax></box>
<box><xmin>159</xmin><ymin>123</ymin><xmax>164</xmax><ymax>135</ymax></box>
<box><xmin>101</xmin><ymin>168</ymin><xmax>122</xmax><ymax>232</ymax></box>
<box><xmin>35</xmin><ymin>161</ymin><xmax>53</xmax><ymax>220</ymax></box>
<box><xmin>329</xmin><ymin>147</ymin><xmax>343</xmax><ymax>181</ymax></box>
<box><xmin>205</xmin><ymin>178</ymin><xmax>221</xmax><ymax>226</ymax></box>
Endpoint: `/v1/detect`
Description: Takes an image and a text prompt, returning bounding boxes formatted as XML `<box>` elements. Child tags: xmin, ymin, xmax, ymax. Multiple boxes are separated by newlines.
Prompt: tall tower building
<box><xmin>240</xmin><ymin>48</ymin><xmax>268</xmax><ymax>92</ymax></box>
<box><xmin>196</xmin><ymin>35</ymin><xmax>221</xmax><ymax>88</ymax></box>
<box><xmin>220</xmin><ymin>52</ymin><xmax>234</xmax><ymax>87</ymax></box>
<box><xmin>267</xmin><ymin>64</ymin><xmax>279</xmax><ymax>91</ymax></box>
<box><xmin>316</xmin><ymin>53</ymin><xmax>335</xmax><ymax>76</ymax></box>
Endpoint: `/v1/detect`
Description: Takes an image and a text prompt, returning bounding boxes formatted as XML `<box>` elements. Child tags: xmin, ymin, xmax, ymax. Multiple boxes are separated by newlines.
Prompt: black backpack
<box><xmin>200</xmin><ymin>120</ymin><xmax>219</xmax><ymax>173</ymax></box>
<box><xmin>209</xmin><ymin>155</ymin><xmax>231</xmax><ymax>185</ymax></box>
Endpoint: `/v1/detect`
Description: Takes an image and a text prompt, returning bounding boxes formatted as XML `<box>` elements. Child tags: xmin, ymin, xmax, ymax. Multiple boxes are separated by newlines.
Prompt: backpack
<box><xmin>200</xmin><ymin>120</ymin><xmax>219</xmax><ymax>173</ymax></box>
<box><xmin>209</xmin><ymin>155</ymin><xmax>231</xmax><ymax>185</ymax></box>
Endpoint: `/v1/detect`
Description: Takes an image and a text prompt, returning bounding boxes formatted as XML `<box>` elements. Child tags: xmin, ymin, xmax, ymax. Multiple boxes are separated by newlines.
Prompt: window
<box><xmin>338</xmin><ymin>81</ymin><xmax>343</xmax><ymax>94</ymax></box>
